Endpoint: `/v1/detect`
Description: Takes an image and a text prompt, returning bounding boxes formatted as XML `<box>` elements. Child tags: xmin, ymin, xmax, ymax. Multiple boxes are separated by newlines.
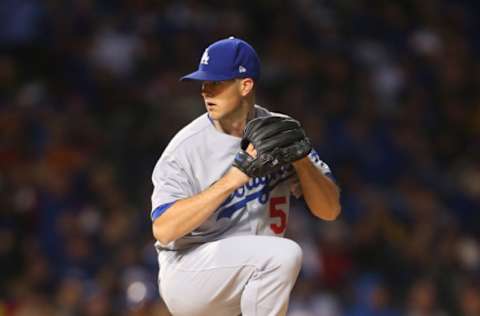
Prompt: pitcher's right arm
<box><xmin>152</xmin><ymin>167</ymin><xmax>248</xmax><ymax>245</ymax></box>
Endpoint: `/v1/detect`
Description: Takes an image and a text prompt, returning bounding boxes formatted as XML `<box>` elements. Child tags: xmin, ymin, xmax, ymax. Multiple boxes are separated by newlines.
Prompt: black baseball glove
<box><xmin>232</xmin><ymin>115</ymin><xmax>312</xmax><ymax>177</ymax></box>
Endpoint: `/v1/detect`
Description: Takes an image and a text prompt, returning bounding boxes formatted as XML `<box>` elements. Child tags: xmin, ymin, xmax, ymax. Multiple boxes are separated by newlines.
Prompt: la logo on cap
<box><xmin>200</xmin><ymin>49</ymin><xmax>209</xmax><ymax>65</ymax></box>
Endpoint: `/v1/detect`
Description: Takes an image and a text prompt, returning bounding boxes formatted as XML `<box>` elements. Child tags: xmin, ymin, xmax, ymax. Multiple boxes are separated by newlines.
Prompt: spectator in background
<box><xmin>458</xmin><ymin>284</ymin><xmax>480</xmax><ymax>316</ymax></box>
<box><xmin>405</xmin><ymin>278</ymin><xmax>447</xmax><ymax>316</ymax></box>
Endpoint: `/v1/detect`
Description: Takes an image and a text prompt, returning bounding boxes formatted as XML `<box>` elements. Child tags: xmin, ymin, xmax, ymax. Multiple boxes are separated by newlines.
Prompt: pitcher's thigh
<box><xmin>160</xmin><ymin>263</ymin><xmax>255</xmax><ymax>316</ymax></box>
<box><xmin>159</xmin><ymin>236</ymin><xmax>302</xmax><ymax>315</ymax></box>
<box><xmin>211</xmin><ymin>235</ymin><xmax>304</xmax><ymax>272</ymax></box>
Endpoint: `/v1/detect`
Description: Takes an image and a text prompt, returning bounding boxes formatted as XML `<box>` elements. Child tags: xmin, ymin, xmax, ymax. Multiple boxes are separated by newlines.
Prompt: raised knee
<box><xmin>284</xmin><ymin>239</ymin><xmax>303</xmax><ymax>270</ymax></box>
<box><xmin>273</xmin><ymin>239</ymin><xmax>303</xmax><ymax>276</ymax></box>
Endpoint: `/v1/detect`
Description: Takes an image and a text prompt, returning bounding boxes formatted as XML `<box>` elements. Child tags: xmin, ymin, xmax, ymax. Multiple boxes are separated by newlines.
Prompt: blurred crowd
<box><xmin>1</xmin><ymin>0</ymin><xmax>480</xmax><ymax>315</ymax></box>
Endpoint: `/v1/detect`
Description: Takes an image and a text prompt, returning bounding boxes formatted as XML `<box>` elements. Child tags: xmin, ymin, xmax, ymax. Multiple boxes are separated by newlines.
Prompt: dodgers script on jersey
<box><xmin>150</xmin><ymin>105</ymin><xmax>332</xmax><ymax>251</ymax></box>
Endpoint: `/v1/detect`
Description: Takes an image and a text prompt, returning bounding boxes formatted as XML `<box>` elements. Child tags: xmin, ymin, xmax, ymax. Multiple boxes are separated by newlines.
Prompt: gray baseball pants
<box><xmin>157</xmin><ymin>235</ymin><xmax>303</xmax><ymax>316</ymax></box>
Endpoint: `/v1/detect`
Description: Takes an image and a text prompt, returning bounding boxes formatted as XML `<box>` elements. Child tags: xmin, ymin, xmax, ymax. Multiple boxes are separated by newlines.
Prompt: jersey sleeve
<box><xmin>307</xmin><ymin>149</ymin><xmax>334</xmax><ymax>180</ymax></box>
<box><xmin>150</xmin><ymin>154</ymin><xmax>194</xmax><ymax>221</ymax></box>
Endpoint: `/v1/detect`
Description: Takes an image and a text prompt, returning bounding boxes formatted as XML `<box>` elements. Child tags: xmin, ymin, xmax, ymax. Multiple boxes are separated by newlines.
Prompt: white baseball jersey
<box><xmin>150</xmin><ymin>105</ymin><xmax>332</xmax><ymax>251</ymax></box>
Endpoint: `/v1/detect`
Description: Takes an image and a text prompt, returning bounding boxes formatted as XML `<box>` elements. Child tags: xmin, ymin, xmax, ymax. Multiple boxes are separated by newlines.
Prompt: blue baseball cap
<box><xmin>180</xmin><ymin>37</ymin><xmax>261</xmax><ymax>82</ymax></box>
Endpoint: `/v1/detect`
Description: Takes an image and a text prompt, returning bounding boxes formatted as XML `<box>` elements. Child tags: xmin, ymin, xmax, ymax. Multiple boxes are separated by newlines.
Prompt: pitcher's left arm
<box><xmin>292</xmin><ymin>155</ymin><xmax>341</xmax><ymax>220</ymax></box>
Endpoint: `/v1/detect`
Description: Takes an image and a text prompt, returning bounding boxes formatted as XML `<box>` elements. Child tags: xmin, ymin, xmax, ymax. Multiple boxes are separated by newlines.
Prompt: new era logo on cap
<box><xmin>180</xmin><ymin>37</ymin><xmax>261</xmax><ymax>81</ymax></box>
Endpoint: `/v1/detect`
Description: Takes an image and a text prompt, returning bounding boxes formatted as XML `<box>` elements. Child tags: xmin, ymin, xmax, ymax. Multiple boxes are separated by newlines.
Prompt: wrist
<box><xmin>292</xmin><ymin>156</ymin><xmax>311</xmax><ymax>169</ymax></box>
<box><xmin>223</xmin><ymin>167</ymin><xmax>250</xmax><ymax>190</ymax></box>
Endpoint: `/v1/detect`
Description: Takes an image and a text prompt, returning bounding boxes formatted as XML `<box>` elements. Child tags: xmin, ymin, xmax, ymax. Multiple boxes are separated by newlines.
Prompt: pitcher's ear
<box><xmin>239</xmin><ymin>78</ymin><xmax>254</xmax><ymax>96</ymax></box>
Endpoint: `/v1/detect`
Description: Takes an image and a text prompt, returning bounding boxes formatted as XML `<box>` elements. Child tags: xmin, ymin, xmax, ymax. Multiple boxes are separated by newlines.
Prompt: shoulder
<box><xmin>152</xmin><ymin>114</ymin><xmax>211</xmax><ymax>177</ymax></box>
<box><xmin>254</xmin><ymin>104</ymin><xmax>290</xmax><ymax>119</ymax></box>
<box><xmin>163</xmin><ymin>113</ymin><xmax>212</xmax><ymax>155</ymax></box>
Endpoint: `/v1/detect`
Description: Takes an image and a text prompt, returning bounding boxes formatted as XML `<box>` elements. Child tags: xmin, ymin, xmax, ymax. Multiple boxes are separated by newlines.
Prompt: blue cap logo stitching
<box><xmin>200</xmin><ymin>49</ymin><xmax>209</xmax><ymax>65</ymax></box>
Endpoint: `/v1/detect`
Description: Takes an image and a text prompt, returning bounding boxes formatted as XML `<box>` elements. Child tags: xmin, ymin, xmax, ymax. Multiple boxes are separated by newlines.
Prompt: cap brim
<box><xmin>180</xmin><ymin>70</ymin><xmax>234</xmax><ymax>81</ymax></box>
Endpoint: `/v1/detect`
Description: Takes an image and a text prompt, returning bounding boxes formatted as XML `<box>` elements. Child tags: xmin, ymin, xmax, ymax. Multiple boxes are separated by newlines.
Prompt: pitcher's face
<box><xmin>201</xmin><ymin>79</ymin><xmax>245</xmax><ymax>121</ymax></box>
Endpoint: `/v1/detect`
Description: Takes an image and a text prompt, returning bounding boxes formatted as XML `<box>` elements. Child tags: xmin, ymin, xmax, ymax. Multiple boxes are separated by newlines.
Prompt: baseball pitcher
<box><xmin>150</xmin><ymin>37</ymin><xmax>341</xmax><ymax>316</ymax></box>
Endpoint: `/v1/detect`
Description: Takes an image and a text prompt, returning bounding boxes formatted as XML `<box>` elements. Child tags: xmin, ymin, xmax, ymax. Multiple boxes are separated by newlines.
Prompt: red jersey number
<box><xmin>269</xmin><ymin>196</ymin><xmax>287</xmax><ymax>234</ymax></box>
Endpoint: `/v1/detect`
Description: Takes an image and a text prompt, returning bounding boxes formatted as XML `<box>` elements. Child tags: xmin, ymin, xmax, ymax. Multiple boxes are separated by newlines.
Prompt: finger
<box><xmin>246</xmin><ymin>143</ymin><xmax>258</xmax><ymax>158</ymax></box>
